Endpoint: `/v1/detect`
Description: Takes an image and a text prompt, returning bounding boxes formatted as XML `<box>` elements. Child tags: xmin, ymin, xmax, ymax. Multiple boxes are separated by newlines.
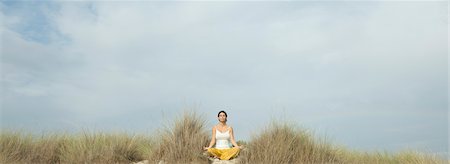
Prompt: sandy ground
<box><xmin>209</xmin><ymin>158</ymin><xmax>240</xmax><ymax>164</ymax></box>
<box><xmin>132</xmin><ymin>150</ymin><xmax>242</xmax><ymax>164</ymax></box>
<box><xmin>131</xmin><ymin>158</ymin><xmax>239</xmax><ymax>164</ymax></box>
<box><xmin>132</xmin><ymin>157</ymin><xmax>240</xmax><ymax>164</ymax></box>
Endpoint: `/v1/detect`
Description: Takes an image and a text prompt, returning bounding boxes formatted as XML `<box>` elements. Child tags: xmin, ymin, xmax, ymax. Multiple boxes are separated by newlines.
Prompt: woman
<box><xmin>203</xmin><ymin>110</ymin><xmax>241</xmax><ymax>160</ymax></box>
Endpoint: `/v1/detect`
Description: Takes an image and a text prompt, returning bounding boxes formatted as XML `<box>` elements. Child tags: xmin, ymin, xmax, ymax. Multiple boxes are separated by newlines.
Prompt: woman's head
<box><xmin>217</xmin><ymin>110</ymin><xmax>227</xmax><ymax>122</ymax></box>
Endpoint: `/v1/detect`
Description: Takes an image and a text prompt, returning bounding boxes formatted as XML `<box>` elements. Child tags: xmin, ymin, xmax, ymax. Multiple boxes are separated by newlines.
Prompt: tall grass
<box><xmin>239</xmin><ymin>121</ymin><xmax>445</xmax><ymax>164</ymax></box>
<box><xmin>0</xmin><ymin>130</ymin><xmax>153</xmax><ymax>163</ymax></box>
<box><xmin>1</xmin><ymin>111</ymin><xmax>446</xmax><ymax>163</ymax></box>
<box><xmin>61</xmin><ymin>131</ymin><xmax>152</xmax><ymax>163</ymax></box>
<box><xmin>338</xmin><ymin>149</ymin><xmax>446</xmax><ymax>164</ymax></box>
<box><xmin>239</xmin><ymin>122</ymin><xmax>340</xmax><ymax>163</ymax></box>
<box><xmin>149</xmin><ymin>111</ymin><xmax>210</xmax><ymax>163</ymax></box>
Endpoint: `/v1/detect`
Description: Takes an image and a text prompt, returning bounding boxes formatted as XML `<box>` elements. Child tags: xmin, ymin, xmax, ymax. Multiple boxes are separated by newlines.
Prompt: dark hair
<box><xmin>217</xmin><ymin>110</ymin><xmax>227</xmax><ymax>117</ymax></box>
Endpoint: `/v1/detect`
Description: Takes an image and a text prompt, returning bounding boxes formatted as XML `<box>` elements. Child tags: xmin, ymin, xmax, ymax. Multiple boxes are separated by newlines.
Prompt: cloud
<box><xmin>1</xmin><ymin>1</ymin><xmax>447</xmax><ymax>157</ymax></box>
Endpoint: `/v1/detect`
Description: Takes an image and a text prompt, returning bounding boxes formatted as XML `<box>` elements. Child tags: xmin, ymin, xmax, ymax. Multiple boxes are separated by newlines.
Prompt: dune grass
<box><xmin>1</xmin><ymin>111</ymin><xmax>446</xmax><ymax>163</ymax></box>
<box><xmin>238</xmin><ymin>121</ymin><xmax>341</xmax><ymax>163</ymax></box>
<box><xmin>238</xmin><ymin>121</ymin><xmax>445</xmax><ymax>164</ymax></box>
<box><xmin>337</xmin><ymin>149</ymin><xmax>446</xmax><ymax>164</ymax></box>
<box><xmin>149</xmin><ymin>111</ymin><xmax>210</xmax><ymax>163</ymax></box>
<box><xmin>0</xmin><ymin>130</ymin><xmax>153</xmax><ymax>163</ymax></box>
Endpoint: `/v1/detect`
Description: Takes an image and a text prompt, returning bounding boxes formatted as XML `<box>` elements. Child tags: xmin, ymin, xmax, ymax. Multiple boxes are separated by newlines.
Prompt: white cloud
<box><xmin>1</xmin><ymin>1</ymin><xmax>447</xmax><ymax>157</ymax></box>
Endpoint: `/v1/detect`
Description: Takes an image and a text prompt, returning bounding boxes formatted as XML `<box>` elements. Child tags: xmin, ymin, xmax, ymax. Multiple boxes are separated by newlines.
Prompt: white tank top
<box><xmin>215</xmin><ymin>128</ymin><xmax>231</xmax><ymax>149</ymax></box>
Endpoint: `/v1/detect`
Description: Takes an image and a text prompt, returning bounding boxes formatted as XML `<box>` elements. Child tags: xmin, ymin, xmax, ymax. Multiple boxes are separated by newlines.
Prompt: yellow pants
<box><xmin>207</xmin><ymin>147</ymin><xmax>240</xmax><ymax>160</ymax></box>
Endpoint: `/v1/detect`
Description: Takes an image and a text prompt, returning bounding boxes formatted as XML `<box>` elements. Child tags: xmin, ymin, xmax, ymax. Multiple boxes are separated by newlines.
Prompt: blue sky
<box><xmin>1</xmin><ymin>1</ymin><xmax>448</xmax><ymax>158</ymax></box>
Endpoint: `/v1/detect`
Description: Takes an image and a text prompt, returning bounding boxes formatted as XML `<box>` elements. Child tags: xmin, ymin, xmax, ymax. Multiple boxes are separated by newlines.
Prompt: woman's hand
<box><xmin>203</xmin><ymin>146</ymin><xmax>210</xmax><ymax>151</ymax></box>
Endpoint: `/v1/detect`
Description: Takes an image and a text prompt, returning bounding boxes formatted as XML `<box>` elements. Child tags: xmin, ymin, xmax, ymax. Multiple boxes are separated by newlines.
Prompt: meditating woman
<box><xmin>203</xmin><ymin>110</ymin><xmax>241</xmax><ymax>160</ymax></box>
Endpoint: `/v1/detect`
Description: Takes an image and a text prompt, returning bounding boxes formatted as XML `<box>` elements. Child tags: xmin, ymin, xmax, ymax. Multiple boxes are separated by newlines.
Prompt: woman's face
<box><xmin>218</xmin><ymin>113</ymin><xmax>227</xmax><ymax>122</ymax></box>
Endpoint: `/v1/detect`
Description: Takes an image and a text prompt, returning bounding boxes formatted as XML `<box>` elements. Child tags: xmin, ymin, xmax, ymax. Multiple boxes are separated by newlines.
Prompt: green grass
<box><xmin>1</xmin><ymin>111</ymin><xmax>446</xmax><ymax>163</ymax></box>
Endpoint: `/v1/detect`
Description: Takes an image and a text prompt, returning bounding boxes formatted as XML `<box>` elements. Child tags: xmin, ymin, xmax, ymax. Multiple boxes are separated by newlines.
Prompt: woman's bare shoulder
<box><xmin>228</xmin><ymin>125</ymin><xmax>233</xmax><ymax>131</ymax></box>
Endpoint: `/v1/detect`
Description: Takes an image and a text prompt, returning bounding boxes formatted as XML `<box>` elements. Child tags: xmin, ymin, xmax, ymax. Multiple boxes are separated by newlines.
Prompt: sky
<box><xmin>1</xmin><ymin>0</ymin><xmax>448</xmax><ymax>159</ymax></box>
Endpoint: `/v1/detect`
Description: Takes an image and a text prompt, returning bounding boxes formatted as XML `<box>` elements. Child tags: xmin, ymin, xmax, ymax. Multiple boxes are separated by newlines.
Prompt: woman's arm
<box><xmin>229</xmin><ymin>127</ymin><xmax>240</xmax><ymax>148</ymax></box>
<box><xmin>205</xmin><ymin>126</ymin><xmax>216</xmax><ymax>149</ymax></box>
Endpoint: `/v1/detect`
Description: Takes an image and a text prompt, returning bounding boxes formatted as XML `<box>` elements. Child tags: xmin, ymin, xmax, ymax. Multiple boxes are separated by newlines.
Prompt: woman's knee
<box><xmin>207</xmin><ymin>148</ymin><xmax>215</xmax><ymax>153</ymax></box>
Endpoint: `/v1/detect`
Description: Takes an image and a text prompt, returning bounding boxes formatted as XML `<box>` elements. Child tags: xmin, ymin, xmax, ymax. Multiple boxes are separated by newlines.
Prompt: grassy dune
<box><xmin>149</xmin><ymin>111</ymin><xmax>210</xmax><ymax>163</ymax></box>
<box><xmin>239</xmin><ymin>122</ymin><xmax>445</xmax><ymax>164</ymax></box>
<box><xmin>1</xmin><ymin>111</ymin><xmax>446</xmax><ymax>163</ymax></box>
<box><xmin>0</xmin><ymin>130</ymin><xmax>153</xmax><ymax>163</ymax></box>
